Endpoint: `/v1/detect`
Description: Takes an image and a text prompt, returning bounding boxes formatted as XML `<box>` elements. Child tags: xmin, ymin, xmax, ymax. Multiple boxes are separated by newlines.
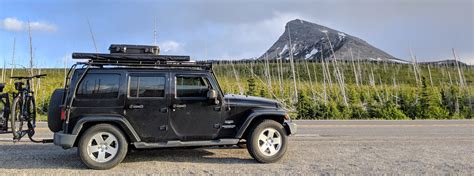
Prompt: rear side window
<box><xmin>77</xmin><ymin>73</ymin><xmax>120</xmax><ymax>99</ymax></box>
<box><xmin>176</xmin><ymin>76</ymin><xmax>209</xmax><ymax>98</ymax></box>
<box><xmin>129</xmin><ymin>76</ymin><xmax>166</xmax><ymax>98</ymax></box>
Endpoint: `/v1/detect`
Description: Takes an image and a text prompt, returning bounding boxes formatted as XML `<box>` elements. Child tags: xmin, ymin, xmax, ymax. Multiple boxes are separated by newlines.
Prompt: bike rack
<box><xmin>0</xmin><ymin>131</ymin><xmax>12</xmax><ymax>134</ymax></box>
<box><xmin>0</xmin><ymin>75</ymin><xmax>54</xmax><ymax>144</ymax></box>
<box><xmin>0</xmin><ymin>129</ymin><xmax>53</xmax><ymax>143</ymax></box>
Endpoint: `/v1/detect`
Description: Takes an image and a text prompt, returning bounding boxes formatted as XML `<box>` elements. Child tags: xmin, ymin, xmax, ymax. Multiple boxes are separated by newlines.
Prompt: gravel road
<box><xmin>0</xmin><ymin>120</ymin><xmax>472</xmax><ymax>175</ymax></box>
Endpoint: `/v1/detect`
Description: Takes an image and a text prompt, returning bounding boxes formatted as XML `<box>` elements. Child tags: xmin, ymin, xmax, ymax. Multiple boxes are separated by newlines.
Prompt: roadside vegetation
<box><xmin>213</xmin><ymin>61</ymin><xmax>473</xmax><ymax>120</ymax></box>
<box><xmin>0</xmin><ymin>60</ymin><xmax>471</xmax><ymax>121</ymax></box>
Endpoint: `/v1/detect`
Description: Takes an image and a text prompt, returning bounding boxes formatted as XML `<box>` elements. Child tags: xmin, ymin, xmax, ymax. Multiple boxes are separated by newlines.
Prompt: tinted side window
<box><xmin>77</xmin><ymin>73</ymin><xmax>120</xmax><ymax>99</ymax></box>
<box><xmin>176</xmin><ymin>76</ymin><xmax>209</xmax><ymax>97</ymax></box>
<box><xmin>129</xmin><ymin>76</ymin><xmax>165</xmax><ymax>98</ymax></box>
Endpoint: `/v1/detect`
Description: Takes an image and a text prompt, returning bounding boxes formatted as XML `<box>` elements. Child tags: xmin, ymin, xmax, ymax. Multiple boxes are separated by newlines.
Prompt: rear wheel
<box><xmin>26</xmin><ymin>97</ymin><xmax>36</xmax><ymax>128</ymax></box>
<box><xmin>10</xmin><ymin>96</ymin><xmax>23</xmax><ymax>138</ymax></box>
<box><xmin>246</xmin><ymin>120</ymin><xmax>288</xmax><ymax>163</ymax></box>
<box><xmin>78</xmin><ymin>124</ymin><xmax>128</xmax><ymax>170</ymax></box>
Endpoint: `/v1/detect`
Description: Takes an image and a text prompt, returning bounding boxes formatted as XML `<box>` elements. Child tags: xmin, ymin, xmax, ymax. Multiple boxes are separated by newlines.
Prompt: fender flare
<box><xmin>235</xmin><ymin>108</ymin><xmax>287</xmax><ymax>139</ymax></box>
<box><xmin>71</xmin><ymin>115</ymin><xmax>141</xmax><ymax>142</ymax></box>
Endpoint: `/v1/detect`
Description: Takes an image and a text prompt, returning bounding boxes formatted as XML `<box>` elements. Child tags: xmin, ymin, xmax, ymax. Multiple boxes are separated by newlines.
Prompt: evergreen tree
<box><xmin>246</xmin><ymin>77</ymin><xmax>258</xmax><ymax>96</ymax></box>
<box><xmin>259</xmin><ymin>87</ymin><xmax>269</xmax><ymax>98</ymax></box>
<box><xmin>419</xmin><ymin>77</ymin><xmax>449</xmax><ymax>119</ymax></box>
<box><xmin>296</xmin><ymin>92</ymin><xmax>315</xmax><ymax>119</ymax></box>
<box><xmin>327</xmin><ymin>100</ymin><xmax>341</xmax><ymax>119</ymax></box>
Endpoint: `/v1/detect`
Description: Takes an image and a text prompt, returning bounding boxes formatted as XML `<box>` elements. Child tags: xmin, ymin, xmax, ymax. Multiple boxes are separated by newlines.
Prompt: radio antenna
<box><xmin>153</xmin><ymin>17</ymin><xmax>157</xmax><ymax>46</ymax></box>
<box><xmin>87</xmin><ymin>18</ymin><xmax>98</xmax><ymax>52</ymax></box>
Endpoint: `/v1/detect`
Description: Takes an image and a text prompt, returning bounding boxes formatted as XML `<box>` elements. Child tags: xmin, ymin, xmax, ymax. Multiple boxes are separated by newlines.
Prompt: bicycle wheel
<box><xmin>26</xmin><ymin>96</ymin><xmax>36</xmax><ymax>128</ymax></box>
<box><xmin>0</xmin><ymin>99</ymin><xmax>8</xmax><ymax>131</ymax></box>
<box><xmin>0</xmin><ymin>101</ymin><xmax>8</xmax><ymax>131</ymax></box>
<box><xmin>10</xmin><ymin>96</ymin><xmax>23</xmax><ymax>138</ymax></box>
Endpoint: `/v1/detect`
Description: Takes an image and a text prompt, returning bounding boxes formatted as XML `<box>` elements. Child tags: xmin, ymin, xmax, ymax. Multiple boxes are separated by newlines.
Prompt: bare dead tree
<box><xmin>303</xmin><ymin>56</ymin><xmax>315</xmax><ymax>99</ymax></box>
<box><xmin>276</xmin><ymin>56</ymin><xmax>283</xmax><ymax>97</ymax></box>
<box><xmin>349</xmin><ymin>47</ymin><xmax>359</xmax><ymax>87</ymax></box>
<box><xmin>452</xmin><ymin>48</ymin><xmax>466</xmax><ymax>88</ymax></box>
<box><xmin>10</xmin><ymin>37</ymin><xmax>15</xmax><ymax>84</ymax></box>
<box><xmin>264</xmin><ymin>54</ymin><xmax>273</xmax><ymax>95</ymax></box>
<box><xmin>28</xmin><ymin>21</ymin><xmax>34</xmax><ymax>77</ymax></box>
<box><xmin>323</xmin><ymin>31</ymin><xmax>348</xmax><ymax>106</ymax></box>
<box><xmin>230</xmin><ymin>60</ymin><xmax>244</xmax><ymax>95</ymax></box>
<box><xmin>356</xmin><ymin>51</ymin><xmax>363</xmax><ymax>85</ymax></box>
<box><xmin>64</xmin><ymin>55</ymin><xmax>68</xmax><ymax>85</ymax></box>
<box><xmin>2</xmin><ymin>59</ymin><xmax>5</xmax><ymax>82</ymax></box>
<box><xmin>409</xmin><ymin>48</ymin><xmax>420</xmax><ymax>87</ymax></box>
<box><xmin>287</xmin><ymin>25</ymin><xmax>298</xmax><ymax>104</ymax></box>
<box><xmin>427</xmin><ymin>64</ymin><xmax>434</xmax><ymax>87</ymax></box>
<box><xmin>320</xmin><ymin>55</ymin><xmax>328</xmax><ymax>104</ymax></box>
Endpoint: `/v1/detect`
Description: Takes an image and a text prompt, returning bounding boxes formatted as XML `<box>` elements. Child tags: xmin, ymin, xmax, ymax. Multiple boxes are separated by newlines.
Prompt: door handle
<box><xmin>172</xmin><ymin>104</ymin><xmax>187</xmax><ymax>108</ymax></box>
<box><xmin>129</xmin><ymin>104</ymin><xmax>144</xmax><ymax>109</ymax></box>
<box><xmin>159</xmin><ymin>107</ymin><xmax>168</xmax><ymax>113</ymax></box>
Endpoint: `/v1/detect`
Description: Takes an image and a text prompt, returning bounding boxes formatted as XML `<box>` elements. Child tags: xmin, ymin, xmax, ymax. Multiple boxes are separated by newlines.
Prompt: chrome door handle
<box><xmin>129</xmin><ymin>104</ymin><xmax>144</xmax><ymax>109</ymax></box>
<box><xmin>172</xmin><ymin>104</ymin><xmax>187</xmax><ymax>108</ymax></box>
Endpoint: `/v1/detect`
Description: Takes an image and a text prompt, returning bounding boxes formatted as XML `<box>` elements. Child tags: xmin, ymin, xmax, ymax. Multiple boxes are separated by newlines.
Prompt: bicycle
<box><xmin>0</xmin><ymin>83</ymin><xmax>10</xmax><ymax>133</ymax></box>
<box><xmin>10</xmin><ymin>74</ymin><xmax>47</xmax><ymax>140</ymax></box>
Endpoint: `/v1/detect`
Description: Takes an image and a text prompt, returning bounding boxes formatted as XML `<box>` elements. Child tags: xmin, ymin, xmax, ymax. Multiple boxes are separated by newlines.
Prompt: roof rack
<box><xmin>72</xmin><ymin>52</ymin><xmax>212</xmax><ymax>70</ymax></box>
<box><xmin>72</xmin><ymin>52</ymin><xmax>191</xmax><ymax>62</ymax></box>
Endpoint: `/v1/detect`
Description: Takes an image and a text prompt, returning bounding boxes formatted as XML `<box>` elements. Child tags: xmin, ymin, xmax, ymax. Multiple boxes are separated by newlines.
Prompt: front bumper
<box><xmin>53</xmin><ymin>131</ymin><xmax>77</xmax><ymax>149</ymax></box>
<box><xmin>283</xmin><ymin>120</ymin><xmax>297</xmax><ymax>135</ymax></box>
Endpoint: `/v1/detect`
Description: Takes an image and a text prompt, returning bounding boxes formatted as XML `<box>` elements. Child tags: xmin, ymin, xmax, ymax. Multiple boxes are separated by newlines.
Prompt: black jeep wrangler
<box><xmin>48</xmin><ymin>44</ymin><xmax>297</xmax><ymax>169</ymax></box>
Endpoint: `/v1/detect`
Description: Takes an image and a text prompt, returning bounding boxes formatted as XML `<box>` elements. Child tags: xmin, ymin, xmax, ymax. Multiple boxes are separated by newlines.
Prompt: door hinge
<box><xmin>213</xmin><ymin>124</ymin><xmax>220</xmax><ymax>129</ymax></box>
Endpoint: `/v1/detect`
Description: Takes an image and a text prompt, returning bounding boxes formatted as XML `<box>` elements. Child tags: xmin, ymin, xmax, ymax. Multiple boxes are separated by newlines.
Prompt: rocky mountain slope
<box><xmin>260</xmin><ymin>19</ymin><xmax>405</xmax><ymax>63</ymax></box>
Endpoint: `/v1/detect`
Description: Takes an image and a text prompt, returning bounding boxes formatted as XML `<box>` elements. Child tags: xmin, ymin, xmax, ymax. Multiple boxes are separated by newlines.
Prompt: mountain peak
<box><xmin>262</xmin><ymin>19</ymin><xmax>401</xmax><ymax>62</ymax></box>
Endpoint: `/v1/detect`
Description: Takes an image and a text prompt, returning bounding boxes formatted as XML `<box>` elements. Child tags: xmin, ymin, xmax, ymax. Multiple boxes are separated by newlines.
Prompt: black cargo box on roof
<box><xmin>109</xmin><ymin>44</ymin><xmax>160</xmax><ymax>55</ymax></box>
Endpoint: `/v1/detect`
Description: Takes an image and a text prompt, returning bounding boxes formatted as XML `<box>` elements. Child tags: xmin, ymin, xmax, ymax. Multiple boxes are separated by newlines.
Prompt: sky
<box><xmin>0</xmin><ymin>0</ymin><xmax>473</xmax><ymax>68</ymax></box>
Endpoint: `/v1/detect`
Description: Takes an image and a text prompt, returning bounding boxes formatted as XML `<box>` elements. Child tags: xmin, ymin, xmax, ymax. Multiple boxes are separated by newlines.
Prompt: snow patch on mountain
<box><xmin>305</xmin><ymin>48</ymin><xmax>319</xmax><ymax>59</ymax></box>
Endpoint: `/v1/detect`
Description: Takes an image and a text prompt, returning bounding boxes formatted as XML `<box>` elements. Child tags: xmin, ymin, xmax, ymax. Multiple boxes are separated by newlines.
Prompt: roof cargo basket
<box><xmin>71</xmin><ymin>44</ymin><xmax>211</xmax><ymax>70</ymax></box>
<box><xmin>109</xmin><ymin>44</ymin><xmax>160</xmax><ymax>55</ymax></box>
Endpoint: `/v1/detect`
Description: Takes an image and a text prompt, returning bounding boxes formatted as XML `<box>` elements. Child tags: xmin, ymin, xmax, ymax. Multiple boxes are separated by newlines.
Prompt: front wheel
<box><xmin>78</xmin><ymin>124</ymin><xmax>128</xmax><ymax>170</ymax></box>
<box><xmin>10</xmin><ymin>97</ymin><xmax>23</xmax><ymax>138</ymax></box>
<box><xmin>246</xmin><ymin>120</ymin><xmax>288</xmax><ymax>163</ymax></box>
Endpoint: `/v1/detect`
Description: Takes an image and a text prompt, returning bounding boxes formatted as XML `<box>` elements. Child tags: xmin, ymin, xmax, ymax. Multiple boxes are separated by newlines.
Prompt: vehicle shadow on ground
<box><xmin>124</xmin><ymin>147</ymin><xmax>256</xmax><ymax>164</ymax></box>
<box><xmin>0</xmin><ymin>144</ymin><xmax>254</xmax><ymax>170</ymax></box>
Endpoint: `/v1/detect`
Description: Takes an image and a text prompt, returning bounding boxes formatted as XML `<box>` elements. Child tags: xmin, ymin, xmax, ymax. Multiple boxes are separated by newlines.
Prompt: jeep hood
<box><xmin>224</xmin><ymin>94</ymin><xmax>280</xmax><ymax>108</ymax></box>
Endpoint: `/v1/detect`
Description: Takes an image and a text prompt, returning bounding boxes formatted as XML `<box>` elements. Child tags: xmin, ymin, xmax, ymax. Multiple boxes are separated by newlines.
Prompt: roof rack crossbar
<box><xmin>79</xmin><ymin>61</ymin><xmax>212</xmax><ymax>70</ymax></box>
<box><xmin>72</xmin><ymin>52</ymin><xmax>191</xmax><ymax>62</ymax></box>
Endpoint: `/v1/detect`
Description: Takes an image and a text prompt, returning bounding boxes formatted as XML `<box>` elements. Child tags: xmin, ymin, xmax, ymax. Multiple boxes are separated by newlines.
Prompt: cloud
<box><xmin>1</xmin><ymin>17</ymin><xmax>57</xmax><ymax>32</ymax></box>
<box><xmin>459</xmin><ymin>54</ymin><xmax>474</xmax><ymax>65</ymax></box>
<box><xmin>211</xmin><ymin>12</ymin><xmax>304</xmax><ymax>59</ymax></box>
<box><xmin>159</xmin><ymin>40</ymin><xmax>183</xmax><ymax>53</ymax></box>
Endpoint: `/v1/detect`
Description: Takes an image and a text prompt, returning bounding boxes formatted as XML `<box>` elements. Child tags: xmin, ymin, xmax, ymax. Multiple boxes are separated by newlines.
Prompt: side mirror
<box><xmin>207</xmin><ymin>89</ymin><xmax>218</xmax><ymax>99</ymax></box>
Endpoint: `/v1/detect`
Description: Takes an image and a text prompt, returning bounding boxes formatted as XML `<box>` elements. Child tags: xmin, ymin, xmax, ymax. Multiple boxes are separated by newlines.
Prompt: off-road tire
<box><xmin>78</xmin><ymin>124</ymin><xmax>128</xmax><ymax>170</ymax></box>
<box><xmin>246</xmin><ymin>120</ymin><xmax>288</xmax><ymax>163</ymax></box>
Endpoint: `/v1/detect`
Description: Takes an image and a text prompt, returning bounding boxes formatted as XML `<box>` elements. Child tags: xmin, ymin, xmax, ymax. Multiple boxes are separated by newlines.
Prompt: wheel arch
<box><xmin>71</xmin><ymin>115</ymin><xmax>140</xmax><ymax>147</ymax></box>
<box><xmin>235</xmin><ymin>109</ymin><xmax>288</xmax><ymax>139</ymax></box>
